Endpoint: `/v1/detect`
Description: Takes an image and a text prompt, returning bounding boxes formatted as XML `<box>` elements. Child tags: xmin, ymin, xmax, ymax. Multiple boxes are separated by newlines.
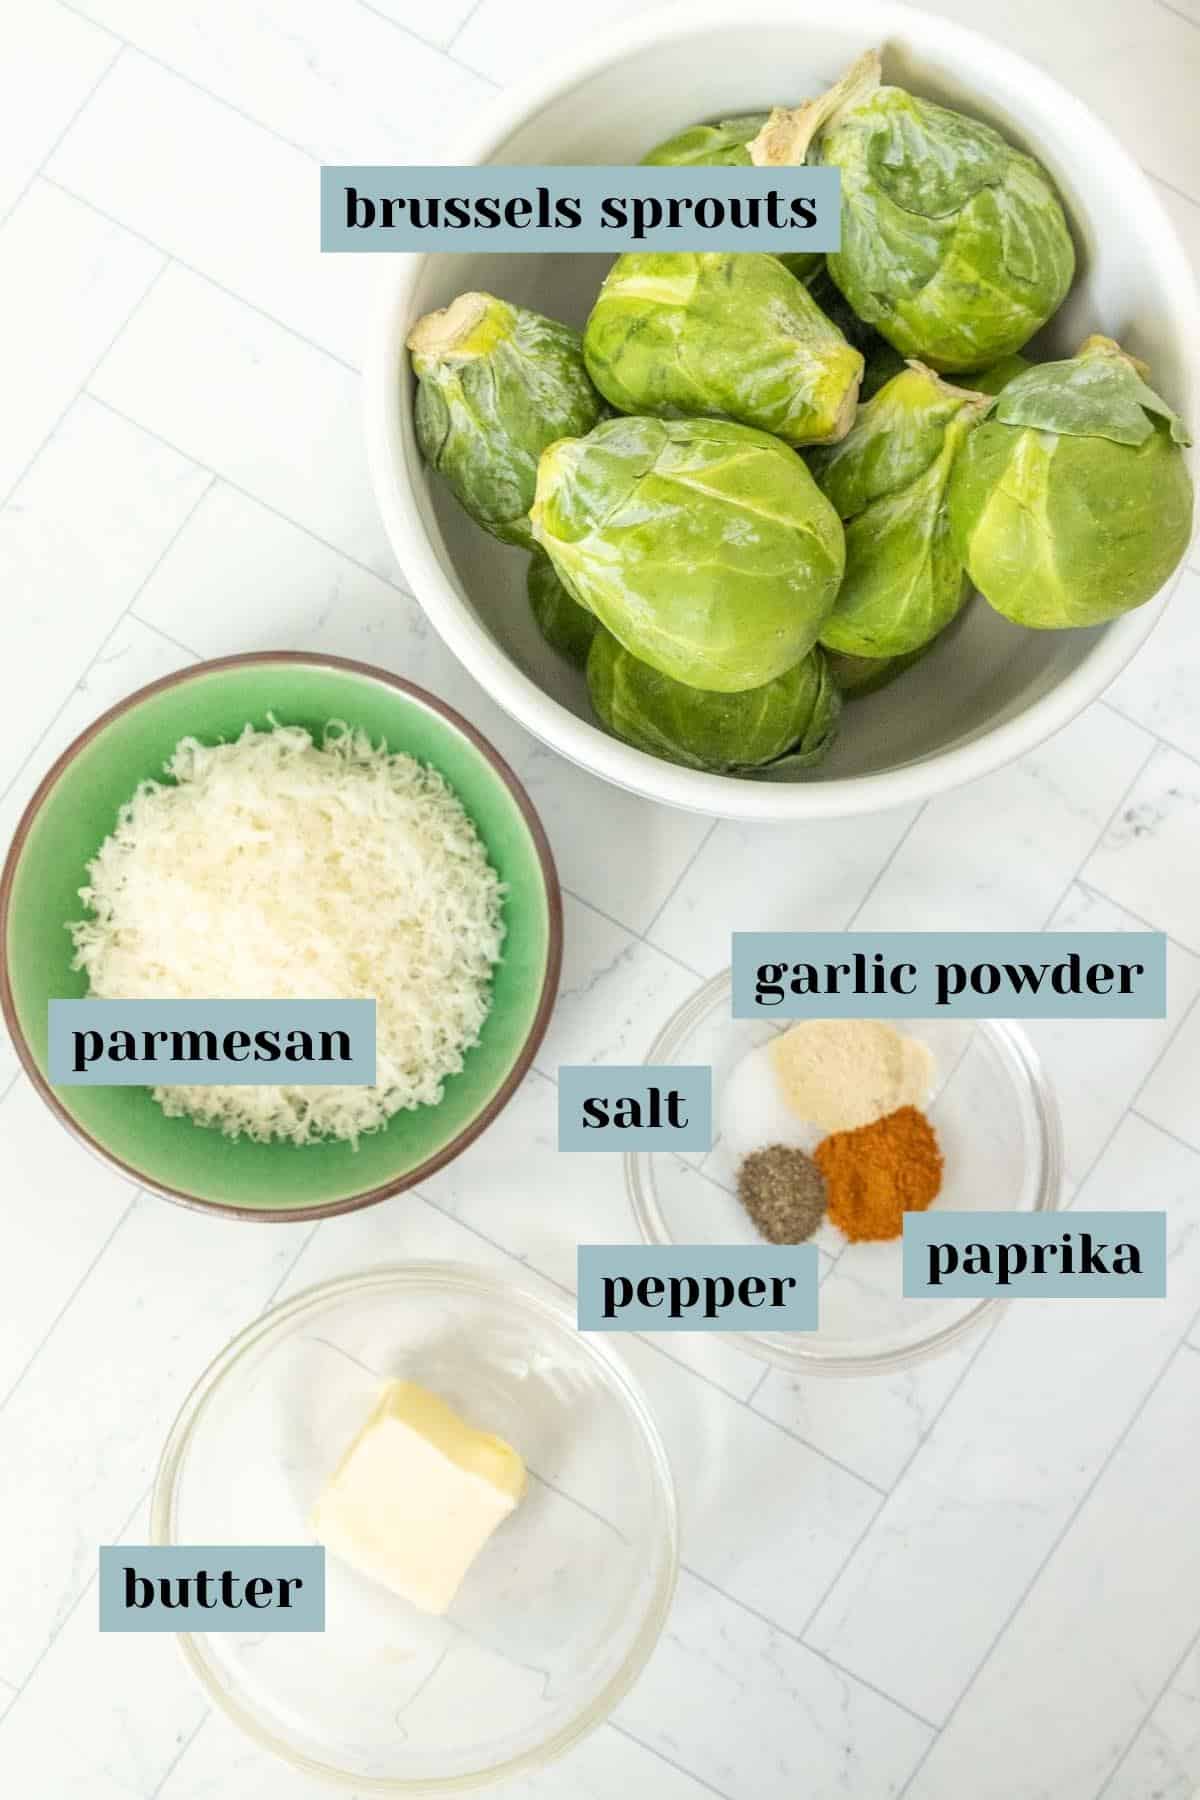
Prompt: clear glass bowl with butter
<box><xmin>627</xmin><ymin>970</ymin><xmax>1062</xmax><ymax>1375</ymax></box>
<box><xmin>151</xmin><ymin>1263</ymin><xmax>678</xmax><ymax>1789</ymax></box>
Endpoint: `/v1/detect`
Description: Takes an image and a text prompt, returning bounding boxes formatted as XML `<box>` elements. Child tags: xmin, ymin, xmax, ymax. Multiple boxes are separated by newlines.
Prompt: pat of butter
<box><xmin>311</xmin><ymin>1380</ymin><xmax>526</xmax><ymax>1616</ymax></box>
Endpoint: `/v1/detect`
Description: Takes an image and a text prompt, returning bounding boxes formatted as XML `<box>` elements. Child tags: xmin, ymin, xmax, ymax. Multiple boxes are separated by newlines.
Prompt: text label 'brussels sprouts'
<box><xmin>320</xmin><ymin>165</ymin><xmax>841</xmax><ymax>252</ymax></box>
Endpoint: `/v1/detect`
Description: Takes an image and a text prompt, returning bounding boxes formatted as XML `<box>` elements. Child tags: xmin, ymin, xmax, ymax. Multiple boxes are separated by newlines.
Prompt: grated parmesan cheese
<box><xmin>68</xmin><ymin>721</ymin><xmax>506</xmax><ymax>1146</ymax></box>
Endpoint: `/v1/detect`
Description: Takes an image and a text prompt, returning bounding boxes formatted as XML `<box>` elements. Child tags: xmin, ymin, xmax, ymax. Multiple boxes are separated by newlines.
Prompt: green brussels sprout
<box><xmin>527</xmin><ymin>552</ymin><xmax>596</xmax><ymax>668</ymax></box>
<box><xmin>751</xmin><ymin>51</ymin><xmax>1076</xmax><ymax>372</ymax></box>
<box><xmin>949</xmin><ymin>335</ymin><xmax>1194</xmax><ymax>629</ymax></box>
<box><xmin>583</xmin><ymin>252</ymin><xmax>863</xmax><ymax>447</ymax></box>
<box><xmin>811</xmin><ymin>361</ymin><xmax>990</xmax><ymax>657</ymax></box>
<box><xmin>642</xmin><ymin>113</ymin><xmax>770</xmax><ymax>170</ymax></box>
<box><xmin>950</xmin><ymin>352</ymin><xmax>1030</xmax><ymax>397</ymax></box>
<box><xmin>824</xmin><ymin>643</ymin><xmax>930</xmax><ymax>699</ymax></box>
<box><xmin>588</xmin><ymin>630</ymin><xmax>841</xmax><ymax>773</ymax></box>
<box><xmin>408</xmin><ymin>291</ymin><xmax>605</xmax><ymax>548</ymax></box>
<box><xmin>641</xmin><ymin>115</ymin><xmax>822</xmax><ymax>286</ymax></box>
<box><xmin>530</xmin><ymin>414</ymin><xmax>845</xmax><ymax>693</ymax></box>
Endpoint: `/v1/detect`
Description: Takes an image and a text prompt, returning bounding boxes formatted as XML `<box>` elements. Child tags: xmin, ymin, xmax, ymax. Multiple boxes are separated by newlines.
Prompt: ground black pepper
<box><xmin>736</xmin><ymin>1144</ymin><xmax>827</xmax><ymax>1244</ymax></box>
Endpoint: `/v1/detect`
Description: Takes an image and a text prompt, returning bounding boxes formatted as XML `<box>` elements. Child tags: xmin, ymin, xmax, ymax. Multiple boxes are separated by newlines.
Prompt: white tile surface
<box><xmin>0</xmin><ymin>396</ymin><xmax>208</xmax><ymax>794</ymax></box>
<box><xmin>1105</xmin><ymin>1624</ymin><xmax>1200</xmax><ymax>1800</ymax></box>
<box><xmin>906</xmin><ymin>1346</ymin><xmax>1200</xmax><ymax>1799</ymax></box>
<box><xmin>0</xmin><ymin>614</ymin><xmax>198</xmax><ymax>852</ymax></box>
<box><xmin>614</xmin><ymin>1571</ymin><xmax>931</xmax><ymax>1799</ymax></box>
<box><xmin>1081</xmin><ymin>744</ymin><xmax>1200</xmax><ymax>952</ymax></box>
<box><xmin>537</xmin><ymin>894</ymin><xmax>699</xmax><ymax>1071</ymax></box>
<box><xmin>0</xmin><ymin>181</ymin><xmax>162</xmax><ymax>501</ymax></box>
<box><xmin>0</xmin><ymin>1080</ymin><xmax>134</xmax><ymax>1411</ymax></box>
<box><xmin>854</xmin><ymin>704</ymin><xmax>1156</xmax><ymax>933</ymax></box>
<box><xmin>63</xmin><ymin>0</ymin><xmax>494</xmax><ymax>160</ymax></box>
<box><xmin>751</xmin><ymin>1327</ymin><xmax>986</xmax><ymax>1493</ymax></box>
<box><xmin>1025</xmin><ymin>883</ymin><xmax>1200</xmax><ymax>1189</ymax></box>
<box><xmin>1105</xmin><ymin>565</ymin><xmax>1200</xmax><ymax>761</ymax></box>
<box><xmin>48</xmin><ymin>51</ymin><xmax>376</xmax><ymax>367</ymax></box>
<box><xmin>89</xmin><ymin>265</ymin><xmax>397</xmax><ymax>577</ymax></box>
<box><xmin>1138</xmin><ymin>997</ymin><xmax>1200</xmax><ymax>1150</ymax></box>
<box><xmin>0</xmin><ymin>1196</ymin><xmax>312</xmax><ymax>1686</ymax></box>
<box><xmin>647</xmin><ymin>805</ymin><xmax>919</xmax><ymax>976</ymax></box>
<box><xmin>806</xmin><ymin>1116</ymin><xmax>1200</xmax><ymax>1725</ymax></box>
<box><xmin>2</xmin><ymin>1</ymin><xmax>1200</xmax><ymax>1794</ymax></box>
<box><xmin>0</xmin><ymin>1</ymin><xmax>117</xmax><ymax>222</ymax></box>
<box><xmin>453</xmin><ymin>0</ymin><xmax>658</xmax><ymax>83</ymax></box>
<box><xmin>6</xmin><ymin>1501</ymin><xmax>209</xmax><ymax>1797</ymax></box>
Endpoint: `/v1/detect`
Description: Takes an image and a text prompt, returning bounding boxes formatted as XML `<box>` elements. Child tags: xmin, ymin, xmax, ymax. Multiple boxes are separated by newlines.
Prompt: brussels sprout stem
<box><xmin>749</xmin><ymin>48</ymin><xmax>882</xmax><ymax>166</ymax></box>
<box><xmin>406</xmin><ymin>292</ymin><xmax>504</xmax><ymax>362</ymax></box>
<box><xmin>1076</xmin><ymin>333</ymin><xmax>1151</xmax><ymax>381</ymax></box>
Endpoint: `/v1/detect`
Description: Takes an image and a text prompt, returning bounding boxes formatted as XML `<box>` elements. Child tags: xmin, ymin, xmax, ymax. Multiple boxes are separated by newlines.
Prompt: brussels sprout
<box><xmin>751</xmin><ymin>51</ymin><xmax>1076</xmax><ymax>372</ymax></box>
<box><xmin>641</xmin><ymin>115</ymin><xmax>823</xmax><ymax>286</ymax></box>
<box><xmin>811</xmin><ymin>361</ymin><xmax>989</xmax><ymax>657</ymax></box>
<box><xmin>583</xmin><ymin>252</ymin><xmax>863</xmax><ymax>447</ymax></box>
<box><xmin>642</xmin><ymin>113</ymin><xmax>770</xmax><ymax>170</ymax></box>
<box><xmin>588</xmin><ymin>630</ymin><xmax>840</xmax><ymax>773</ymax></box>
<box><xmin>949</xmin><ymin>335</ymin><xmax>1194</xmax><ymax>628</ymax></box>
<box><xmin>407</xmin><ymin>291</ymin><xmax>605</xmax><ymax>547</ymax></box>
<box><xmin>950</xmin><ymin>352</ymin><xmax>1030</xmax><ymax>397</ymax></box>
<box><xmin>824</xmin><ymin>643</ymin><xmax>930</xmax><ymax>699</ymax></box>
<box><xmin>530</xmin><ymin>414</ymin><xmax>845</xmax><ymax>693</ymax></box>
<box><xmin>527</xmin><ymin>552</ymin><xmax>596</xmax><ymax>668</ymax></box>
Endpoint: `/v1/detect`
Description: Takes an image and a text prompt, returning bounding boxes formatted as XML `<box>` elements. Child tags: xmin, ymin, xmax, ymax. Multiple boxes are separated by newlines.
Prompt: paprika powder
<box><xmin>814</xmin><ymin>1104</ymin><xmax>943</xmax><ymax>1242</ymax></box>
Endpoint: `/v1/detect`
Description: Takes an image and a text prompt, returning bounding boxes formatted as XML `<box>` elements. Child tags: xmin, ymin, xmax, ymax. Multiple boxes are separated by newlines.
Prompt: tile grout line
<box><xmin>43</xmin><ymin>176</ymin><xmax>363</xmax><ymax>374</ymax></box>
<box><xmin>413</xmin><ymin>1187</ymin><xmax>887</xmax><ymax>1495</ymax></box>
<box><xmin>1131</xmin><ymin>1106</ymin><xmax>1200</xmax><ymax>1160</ymax></box>
<box><xmin>0</xmin><ymin>253</ymin><xmax>169</xmax><ymax>517</ymax></box>
<box><xmin>640</xmin><ymin>818</ymin><xmax>721</xmax><ymax>945</ymax></box>
<box><xmin>1094</xmin><ymin>1612</ymin><xmax>1200</xmax><ymax>1800</ymax></box>
<box><xmin>149</xmin><ymin>1710</ymin><xmax>211</xmax><ymax>1800</ymax></box>
<box><xmin>0</xmin><ymin>1480</ymin><xmax>154</xmax><ymax>1713</ymax></box>
<box><xmin>561</xmin><ymin>885</ymin><xmax>706</xmax><ymax>984</ymax></box>
<box><xmin>0</xmin><ymin>1196</ymin><xmax>139</xmax><ymax>1416</ymax></box>
<box><xmin>0</xmin><ymin>469</ymin><xmax>217</xmax><ymax>819</ymax></box>
<box><xmin>55</xmin><ymin>0</ymin><xmax>497</xmax><ymax>165</ymax></box>
<box><xmin>444</xmin><ymin>0</ymin><xmax>488</xmax><ymax>52</ymax></box>
<box><xmin>790</xmin><ymin>912</ymin><xmax>1200</xmax><ymax>1652</ymax></box>
<box><xmin>607</xmin><ymin>1721</ymin><xmax>736</xmax><ymax>1800</ymax></box>
<box><xmin>1071</xmin><ymin>876</ymin><xmax>1200</xmax><ymax>961</ymax></box>
<box><xmin>891</xmin><ymin>1294</ymin><xmax>1200</xmax><ymax>1797</ymax></box>
<box><xmin>351</xmin><ymin>0</ymin><xmax>479</xmax><ymax>61</ymax></box>
<box><xmin>124</xmin><ymin>614</ymin><xmax>208</xmax><ymax>665</ymax></box>
<box><xmin>0</xmin><ymin>38</ymin><xmax>124</xmax><ymax>234</ymax></box>
<box><xmin>679</xmin><ymin>1567</ymin><xmax>940</xmax><ymax>1731</ymax></box>
<box><xmin>0</xmin><ymin>1218</ymin><xmax>323</xmax><ymax>1722</ymax></box>
<box><xmin>769</xmin><ymin>731</ymin><xmax>1170</xmax><ymax>1613</ymax></box>
<box><xmin>82</xmin><ymin>394</ymin><xmax>410</xmax><ymax>594</ymax></box>
<box><xmin>844</xmin><ymin>801</ymin><xmax>929</xmax><ymax>929</ymax></box>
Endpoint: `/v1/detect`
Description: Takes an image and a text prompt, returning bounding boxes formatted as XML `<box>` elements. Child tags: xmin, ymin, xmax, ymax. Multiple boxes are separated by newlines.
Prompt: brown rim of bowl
<box><xmin>0</xmin><ymin>650</ymin><xmax>564</xmax><ymax>1224</ymax></box>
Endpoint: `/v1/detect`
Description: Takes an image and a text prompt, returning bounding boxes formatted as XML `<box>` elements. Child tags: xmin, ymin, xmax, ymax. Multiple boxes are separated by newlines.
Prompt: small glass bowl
<box><xmin>627</xmin><ymin>971</ymin><xmax>1062</xmax><ymax>1376</ymax></box>
<box><xmin>151</xmin><ymin>1263</ymin><xmax>678</xmax><ymax>1791</ymax></box>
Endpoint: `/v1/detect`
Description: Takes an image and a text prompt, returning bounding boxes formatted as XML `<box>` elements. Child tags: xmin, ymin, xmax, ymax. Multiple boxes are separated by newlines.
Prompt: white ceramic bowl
<box><xmin>366</xmin><ymin>0</ymin><xmax>1199</xmax><ymax>821</ymax></box>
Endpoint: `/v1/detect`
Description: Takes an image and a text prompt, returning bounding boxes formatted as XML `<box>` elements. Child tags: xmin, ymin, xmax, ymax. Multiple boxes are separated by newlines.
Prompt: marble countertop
<box><xmin>2</xmin><ymin>1</ymin><xmax>1199</xmax><ymax>1795</ymax></box>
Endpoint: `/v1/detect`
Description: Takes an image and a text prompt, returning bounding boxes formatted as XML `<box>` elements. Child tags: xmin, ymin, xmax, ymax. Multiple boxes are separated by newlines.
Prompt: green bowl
<box><xmin>0</xmin><ymin>653</ymin><xmax>562</xmax><ymax>1220</ymax></box>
